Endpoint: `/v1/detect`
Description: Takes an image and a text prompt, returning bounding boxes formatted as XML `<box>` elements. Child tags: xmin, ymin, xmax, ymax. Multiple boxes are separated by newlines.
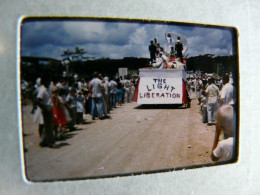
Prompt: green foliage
<box><xmin>186</xmin><ymin>54</ymin><xmax>238</xmax><ymax>76</ymax></box>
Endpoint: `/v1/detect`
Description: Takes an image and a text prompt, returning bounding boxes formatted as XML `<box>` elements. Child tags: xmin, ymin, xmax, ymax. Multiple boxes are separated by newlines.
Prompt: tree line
<box><xmin>21</xmin><ymin>54</ymin><xmax>238</xmax><ymax>83</ymax></box>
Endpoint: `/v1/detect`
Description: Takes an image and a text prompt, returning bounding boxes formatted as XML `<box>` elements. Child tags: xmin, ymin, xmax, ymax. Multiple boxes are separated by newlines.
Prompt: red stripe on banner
<box><xmin>182</xmin><ymin>79</ymin><xmax>188</xmax><ymax>104</ymax></box>
<box><xmin>133</xmin><ymin>78</ymin><xmax>140</xmax><ymax>102</ymax></box>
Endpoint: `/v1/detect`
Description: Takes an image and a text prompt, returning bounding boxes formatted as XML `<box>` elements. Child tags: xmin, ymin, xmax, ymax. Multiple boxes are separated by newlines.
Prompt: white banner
<box><xmin>137</xmin><ymin>77</ymin><xmax>183</xmax><ymax>104</ymax></box>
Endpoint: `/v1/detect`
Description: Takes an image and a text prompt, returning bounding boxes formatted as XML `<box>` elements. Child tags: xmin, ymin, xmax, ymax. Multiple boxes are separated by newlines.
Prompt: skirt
<box><xmin>53</xmin><ymin>107</ymin><xmax>67</xmax><ymax>125</ymax></box>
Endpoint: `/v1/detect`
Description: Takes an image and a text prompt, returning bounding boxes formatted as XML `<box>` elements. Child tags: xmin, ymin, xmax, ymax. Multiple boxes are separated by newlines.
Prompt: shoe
<box><xmin>49</xmin><ymin>144</ymin><xmax>59</xmax><ymax>148</ymax></box>
<box><xmin>104</xmin><ymin>115</ymin><xmax>111</xmax><ymax>119</ymax></box>
<box><xmin>39</xmin><ymin>142</ymin><xmax>48</xmax><ymax>147</ymax></box>
<box><xmin>207</xmin><ymin>123</ymin><xmax>212</xmax><ymax>126</ymax></box>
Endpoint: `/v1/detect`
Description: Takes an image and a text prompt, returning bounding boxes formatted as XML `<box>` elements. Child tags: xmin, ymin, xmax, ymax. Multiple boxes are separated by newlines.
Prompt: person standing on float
<box><xmin>175</xmin><ymin>36</ymin><xmax>184</xmax><ymax>63</ymax></box>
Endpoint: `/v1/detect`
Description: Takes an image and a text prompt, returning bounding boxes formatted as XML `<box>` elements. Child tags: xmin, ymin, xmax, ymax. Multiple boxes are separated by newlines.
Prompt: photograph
<box><xmin>20</xmin><ymin>18</ymin><xmax>239</xmax><ymax>181</ymax></box>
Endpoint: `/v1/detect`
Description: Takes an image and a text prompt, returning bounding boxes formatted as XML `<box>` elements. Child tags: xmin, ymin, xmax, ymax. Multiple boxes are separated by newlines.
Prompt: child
<box><xmin>66</xmin><ymin>88</ymin><xmax>77</xmax><ymax>131</ymax></box>
<box><xmin>200</xmin><ymin>90</ymin><xmax>208</xmax><ymax>123</ymax></box>
<box><xmin>52</xmin><ymin>87</ymin><xmax>67</xmax><ymax>139</ymax></box>
<box><xmin>76</xmin><ymin>90</ymin><xmax>85</xmax><ymax>124</ymax></box>
<box><xmin>211</xmin><ymin>105</ymin><xmax>235</xmax><ymax>162</ymax></box>
<box><xmin>59</xmin><ymin>88</ymin><xmax>71</xmax><ymax>130</ymax></box>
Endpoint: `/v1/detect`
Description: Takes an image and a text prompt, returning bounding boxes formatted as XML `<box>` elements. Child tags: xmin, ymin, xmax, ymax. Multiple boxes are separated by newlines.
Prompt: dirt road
<box><xmin>22</xmin><ymin>94</ymin><xmax>216</xmax><ymax>181</ymax></box>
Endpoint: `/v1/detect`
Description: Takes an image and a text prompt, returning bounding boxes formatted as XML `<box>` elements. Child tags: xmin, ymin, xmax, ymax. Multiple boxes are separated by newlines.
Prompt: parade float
<box><xmin>133</xmin><ymin>32</ymin><xmax>190</xmax><ymax>107</ymax></box>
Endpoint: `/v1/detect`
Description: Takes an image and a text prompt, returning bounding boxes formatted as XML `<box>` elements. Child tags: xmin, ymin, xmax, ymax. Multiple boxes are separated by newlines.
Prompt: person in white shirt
<box><xmin>90</xmin><ymin>72</ymin><xmax>104</xmax><ymax>120</ymax></box>
<box><xmin>37</xmin><ymin>77</ymin><xmax>57</xmax><ymax>148</ymax></box>
<box><xmin>124</xmin><ymin>77</ymin><xmax>131</xmax><ymax>103</ymax></box>
<box><xmin>103</xmin><ymin>76</ymin><xmax>110</xmax><ymax>113</ymax></box>
<box><xmin>33</xmin><ymin>78</ymin><xmax>44</xmax><ymax>137</ymax></box>
<box><xmin>109</xmin><ymin>78</ymin><xmax>117</xmax><ymax>108</ymax></box>
<box><xmin>165</xmin><ymin>33</ymin><xmax>175</xmax><ymax>56</ymax></box>
<box><xmin>220</xmin><ymin>74</ymin><xmax>236</xmax><ymax>106</ymax></box>
<box><xmin>205</xmin><ymin>78</ymin><xmax>219</xmax><ymax>125</ymax></box>
<box><xmin>66</xmin><ymin>88</ymin><xmax>77</xmax><ymax>131</ymax></box>
<box><xmin>211</xmin><ymin>105</ymin><xmax>235</xmax><ymax>162</ymax></box>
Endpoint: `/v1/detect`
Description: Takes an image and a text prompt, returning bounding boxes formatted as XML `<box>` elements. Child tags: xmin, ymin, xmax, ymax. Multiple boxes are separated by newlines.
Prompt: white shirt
<box><xmin>103</xmin><ymin>81</ymin><xmax>110</xmax><ymax>95</ymax></box>
<box><xmin>37</xmin><ymin>85</ymin><xmax>53</xmax><ymax>107</ymax></box>
<box><xmin>213</xmin><ymin>137</ymin><xmax>234</xmax><ymax>161</ymax></box>
<box><xmin>206</xmin><ymin>84</ymin><xmax>219</xmax><ymax>104</ymax></box>
<box><xmin>221</xmin><ymin>83</ymin><xmax>235</xmax><ymax>105</ymax></box>
<box><xmin>109</xmin><ymin>80</ymin><xmax>117</xmax><ymax>94</ymax></box>
<box><xmin>90</xmin><ymin>78</ymin><xmax>103</xmax><ymax>98</ymax></box>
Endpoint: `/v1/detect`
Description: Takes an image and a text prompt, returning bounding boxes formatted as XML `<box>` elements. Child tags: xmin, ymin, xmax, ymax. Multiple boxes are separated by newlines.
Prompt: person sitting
<box><xmin>211</xmin><ymin>105</ymin><xmax>235</xmax><ymax>162</ymax></box>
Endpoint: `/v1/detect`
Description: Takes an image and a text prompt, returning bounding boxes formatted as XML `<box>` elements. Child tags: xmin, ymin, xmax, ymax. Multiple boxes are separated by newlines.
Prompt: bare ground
<box><xmin>22</xmin><ymin>93</ymin><xmax>216</xmax><ymax>181</ymax></box>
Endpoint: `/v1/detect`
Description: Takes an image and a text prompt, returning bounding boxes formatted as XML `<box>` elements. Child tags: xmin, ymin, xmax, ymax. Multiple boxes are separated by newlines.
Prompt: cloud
<box><xmin>21</xmin><ymin>20</ymin><xmax>235</xmax><ymax>60</ymax></box>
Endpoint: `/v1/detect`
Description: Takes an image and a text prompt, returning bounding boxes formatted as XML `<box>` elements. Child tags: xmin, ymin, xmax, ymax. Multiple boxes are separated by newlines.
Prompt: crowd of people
<box><xmin>186</xmin><ymin>72</ymin><xmax>236</xmax><ymax>162</ymax></box>
<box><xmin>24</xmin><ymin>66</ymin><xmax>237</xmax><ymax>162</ymax></box>
<box><xmin>29</xmin><ymin>72</ymin><xmax>137</xmax><ymax>148</ymax></box>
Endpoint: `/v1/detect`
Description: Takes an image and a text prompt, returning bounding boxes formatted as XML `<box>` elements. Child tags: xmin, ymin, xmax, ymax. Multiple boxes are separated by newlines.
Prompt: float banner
<box><xmin>137</xmin><ymin>77</ymin><xmax>183</xmax><ymax>104</ymax></box>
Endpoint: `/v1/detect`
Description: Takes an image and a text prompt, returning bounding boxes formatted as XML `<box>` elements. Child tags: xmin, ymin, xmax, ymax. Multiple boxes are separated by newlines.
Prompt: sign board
<box><xmin>119</xmin><ymin>68</ymin><xmax>128</xmax><ymax>78</ymax></box>
<box><xmin>137</xmin><ymin>77</ymin><xmax>183</xmax><ymax>104</ymax></box>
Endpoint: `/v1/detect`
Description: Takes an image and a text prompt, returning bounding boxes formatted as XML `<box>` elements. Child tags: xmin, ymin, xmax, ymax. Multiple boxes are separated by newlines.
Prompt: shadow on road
<box><xmin>55</xmin><ymin>142</ymin><xmax>70</xmax><ymax>148</ymax></box>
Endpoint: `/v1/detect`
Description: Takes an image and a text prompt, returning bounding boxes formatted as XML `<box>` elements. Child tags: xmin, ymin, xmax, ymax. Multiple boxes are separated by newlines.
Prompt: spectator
<box><xmin>103</xmin><ymin>76</ymin><xmax>111</xmax><ymax>114</ymax></box>
<box><xmin>200</xmin><ymin>90</ymin><xmax>208</xmax><ymax>123</ymax></box>
<box><xmin>124</xmin><ymin>76</ymin><xmax>131</xmax><ymax>103</ymax></box>
<box><xmin>90</xmin><ymin>72</ymin><xmax>104</xmax><ymax>120</ymax></box>
<box><xmin>76</xmin><ymin>90</ymin><xmax>85</xmax><ymax>124</ymax></box>
<box><xmin>205</xmin><ymin>78</ymin><xmax>219</xmax><ymax>126</ymax></box>
<box><xmin>116</xmin><ymin>82</ymin><xmax>124</xmax><ymax>106</ymax></box>
<box><xmin>37</xmin><ymin>77</ymin><xmax>57</xmax><ymax>148</ymax></box>
<box><xmin>66</xmin><ymin>88</ymin><xmax>77</xmax><ymax>131</ymax></box>
<box><xmin>33</xmin><ymin>78</ymin><xmax>44</xmax><ymax>137</ymax></box>
<box><xmin>52</xmin><ymin>87</ymin><xmax>67</xmax><ymax>139</ymax></box>
<box><xmin>220</xmin><ymin>74</ymin><xmax>236</xmax><ymax>106</ymax></box>
<box><xmin>109</xmin><ymin>77</ymin><xmax>117</xmax><ymax>109</ymax></box>
<box><xmin>211</xmin><ymin>105</ymin><xmax>235</xmax><ymax>162</ymax></box>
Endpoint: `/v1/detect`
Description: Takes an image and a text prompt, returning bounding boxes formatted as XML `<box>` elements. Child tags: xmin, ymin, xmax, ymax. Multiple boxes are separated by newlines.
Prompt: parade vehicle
<box><xmin>133</xmin><ymin>32</ymin><xmax>190</xmax><ymax>107</ymax></box>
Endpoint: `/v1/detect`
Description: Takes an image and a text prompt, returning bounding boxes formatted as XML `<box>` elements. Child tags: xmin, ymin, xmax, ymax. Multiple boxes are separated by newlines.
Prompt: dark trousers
<box><xmin>41</xmin><ymin>107</ymin><xmax>55</xmax><ymax>145</ymax></box>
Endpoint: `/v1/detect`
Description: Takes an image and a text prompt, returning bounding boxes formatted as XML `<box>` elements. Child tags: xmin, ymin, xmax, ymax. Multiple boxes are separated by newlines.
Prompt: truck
<box><xmin>133</xmin><ymin>32</ymin><xmax>190</xmax><ymax>107</ymax></box>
